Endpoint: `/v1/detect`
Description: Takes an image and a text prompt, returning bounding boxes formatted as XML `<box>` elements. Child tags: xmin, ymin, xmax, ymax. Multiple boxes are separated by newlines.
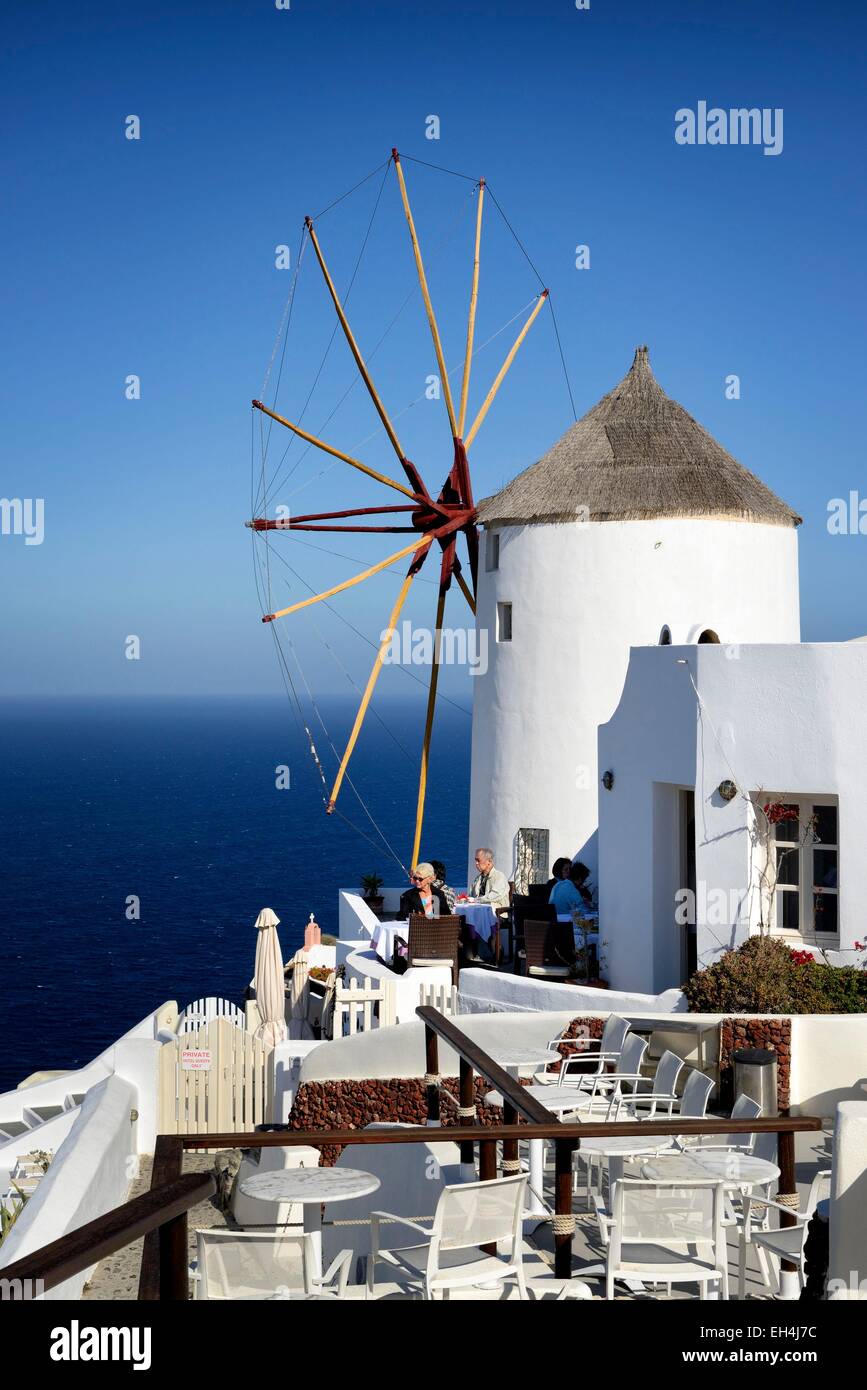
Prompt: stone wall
<box><xmin>719</xmin><ymin>1017</ymin><xmax>791</xmax><ymax>1111</ymax></box>
<box><xmin>289</xmin><ymin>1014</ymin><xmax>792</xmax><ymax>1165</ymax></box>
<box><xmin>289</xmin><ymin>1075</ymin><xmax>502</xmax><ymax>1165</ymax></box>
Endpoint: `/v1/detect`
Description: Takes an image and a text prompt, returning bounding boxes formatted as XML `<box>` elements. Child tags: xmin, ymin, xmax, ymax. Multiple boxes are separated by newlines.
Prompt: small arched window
<box><xmin>698</xmin><ymin>628</ymin><xmax>721</xmax><ymax>644</ymax></box>
<box><xmin>659</xmin><ymin>625</ymin><xmax>672</xmax><ymax>646</ymax></box>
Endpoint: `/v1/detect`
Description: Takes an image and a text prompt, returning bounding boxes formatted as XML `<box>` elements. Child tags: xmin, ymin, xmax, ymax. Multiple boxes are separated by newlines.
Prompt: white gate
<box><xmin>158</xmin><ymin>1017</ymin><xmax>273</xmax><ymax>1135</ymax></box>
<box><xmin>332</xmin><ymin>977</ymin><xmax>396</xmax><ymax>1037</ymax></box>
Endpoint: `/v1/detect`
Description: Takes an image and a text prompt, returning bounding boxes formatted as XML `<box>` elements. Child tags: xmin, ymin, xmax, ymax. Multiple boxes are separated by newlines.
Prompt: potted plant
<box><xmin>360</xmin><ymin>872</ymin><xmax>384</xmax><ymax>916</ymax></box>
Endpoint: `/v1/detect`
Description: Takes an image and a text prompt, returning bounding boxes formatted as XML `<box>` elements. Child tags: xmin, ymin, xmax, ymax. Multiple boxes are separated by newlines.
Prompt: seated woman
<box><xmin>549</xmin><ymin>861</ymin><xmax>594</xmax><ymax>916</ymax></box>
<box><xmin>544</xmin><ymin>856</ymin><xmax>572</xmax><ymax>897</ymax></box>
<box><xmin>399</xmin><ymin>862</ymin><xmax>449</xmax><ymax>919</ymax></box>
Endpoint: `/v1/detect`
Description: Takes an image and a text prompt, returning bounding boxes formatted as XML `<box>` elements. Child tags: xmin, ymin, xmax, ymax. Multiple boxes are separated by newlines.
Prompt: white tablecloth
<box><xmin>370</xmin><ymin>919</ymin><xmax>408</xmax><ymax>963</ymax></box>
<box><xmin>453</xmin><ymin>902</ymin><xmax>497</xmax><ymax>943</ymax></box>
<box><xmin>370</xmin><ymin>905</ymin><xmax>496</xmax><ymax>962</ymax></box>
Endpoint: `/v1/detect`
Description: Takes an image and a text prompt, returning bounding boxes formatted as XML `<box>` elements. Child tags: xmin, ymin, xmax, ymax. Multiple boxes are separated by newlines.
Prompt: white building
<box><xmin>468</xmin><ymin>346</ymin><xmax>801</xmax><ymax>889</ymax></box>
<box><xmin>599</xmin><ymin>641</ymin><xmax>865</xmax><ymax>995</ymax></box>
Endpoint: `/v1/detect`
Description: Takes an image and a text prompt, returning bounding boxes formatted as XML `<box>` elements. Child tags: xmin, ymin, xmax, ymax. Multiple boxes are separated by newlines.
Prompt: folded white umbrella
<box><xmin>288</xmin><ymin>949</ymin><xmax>311</xmax><ymax>1023</ymax></box>
<box><xmin>253</xmin><ymin>907</ymin><xmax>287</xmax><ymax>1047</ymax></box>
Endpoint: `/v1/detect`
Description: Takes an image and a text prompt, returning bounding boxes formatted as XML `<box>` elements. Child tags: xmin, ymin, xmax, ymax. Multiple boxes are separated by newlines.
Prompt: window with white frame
<box><xmin>767</xmin><ymin>797</ymin><xmax>839</xmax><ymax>941</ymax></box>
<box><xmin>496</xmin><ymin>601</ymin><xmax>512</xmax><ymax>642</ymax></box>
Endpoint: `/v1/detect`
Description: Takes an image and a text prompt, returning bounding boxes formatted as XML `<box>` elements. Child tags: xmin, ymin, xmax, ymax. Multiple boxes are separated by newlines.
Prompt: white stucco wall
<box><xmin>829</xmin><ymin>1101</ymin><xmax>867</xmax><ymax>1298</ymax></box>
<box><xmin>459</xmin><ymin>968</ymin><xmax>685</xmax><ymax>1016</ymax></box>
<box><xmin>468</xmin><ymin>516</ymin><xmax>799</xmax><ymax>888</ymax></box>
<box><xmin>0</xmin><ymin>1075</ymin><xmax>138</xmax><ymax>1299</ymax></box>
<box><xmin>600</xmin><ymin>642</ymin><xmax>867</xmax><ymax>994</ymax></box>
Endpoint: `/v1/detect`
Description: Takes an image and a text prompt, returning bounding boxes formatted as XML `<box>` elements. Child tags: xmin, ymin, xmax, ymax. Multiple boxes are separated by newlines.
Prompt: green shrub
<box><xmin>684</xmin><ymin>936</ymin><xmax>867</xmax><ymax>1015</ymax></box>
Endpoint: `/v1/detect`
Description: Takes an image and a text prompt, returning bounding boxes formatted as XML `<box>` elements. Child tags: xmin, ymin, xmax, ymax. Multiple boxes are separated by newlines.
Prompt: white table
<box><xmin>239</xmin><ymin>1167</ymin><xmax>381</xmax><ymax>1281</ymax></box>
<box><xmin>370</xmin><ymin>919</ymin><xmax>407</xmax><ymax>964</ymax></box>
<box><xmin>512</xmin><ymin>1085</ymin><xmax>588</xmax><ymax>1223</ymax></box>
<box><xmin>453</xmin><ymin>901</ymin><xmax>497</xmax><ymax>944</ymax></box>
<box><xmin>492</xmin><ymin>1048</ymin><xmax>561</xmax><ymax>1076</ymax></box>
<box><xmin>641</xmin><ymin>1149</ymin><xmax>783</xmax><ymax>1299</ymax></box>
<box><xmin>578</xmin><ymin>1132</ymin><xmax>675</xmax><ymax>1193</ymax></box>
<box><xmin>489</xmin><ymin>1048</ymin><xmax>562</xmax><ymax>1220</ymax></box>
<box><xmin>640</xmin><ymin>1150</ymin><xmax>780</xmax><ymax>1189</ymax></box>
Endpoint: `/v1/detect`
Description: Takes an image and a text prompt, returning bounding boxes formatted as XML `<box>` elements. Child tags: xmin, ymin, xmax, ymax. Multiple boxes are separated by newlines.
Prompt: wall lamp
<box><xmin>602</xmin><ymin>770</ymin><xmax>615</xmax><ymax>791</ymax></box>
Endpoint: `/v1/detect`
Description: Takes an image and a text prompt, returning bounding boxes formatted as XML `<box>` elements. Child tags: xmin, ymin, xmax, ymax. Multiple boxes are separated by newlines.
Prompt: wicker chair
<box><xmin>512</xmin><ymin>897</ymin><xmax>557</xmax><ymax>974</ymax></box>
<box><xmin>522</xmin><ymin>919</ymin><xmax>574</xmax><ymax>979</ymax></box>
<box><xmin>407</xmin><ymin>914</ymin><xmax>462</xmax><ymax>983</ymax></box>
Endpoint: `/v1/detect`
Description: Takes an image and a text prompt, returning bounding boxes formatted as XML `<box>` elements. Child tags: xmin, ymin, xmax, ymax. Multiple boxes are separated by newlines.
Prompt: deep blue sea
<box><xmin>0</xmin><ymin>696</ymin><xmax>471</xmax><ymax>1093</ymax></box>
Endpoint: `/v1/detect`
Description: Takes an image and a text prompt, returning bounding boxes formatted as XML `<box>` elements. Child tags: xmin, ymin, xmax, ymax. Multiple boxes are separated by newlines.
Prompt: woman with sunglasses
<box><xmin>399</xmin><ymin>862</ymin><xmax>448</xmax><ymax>919</ymax></box>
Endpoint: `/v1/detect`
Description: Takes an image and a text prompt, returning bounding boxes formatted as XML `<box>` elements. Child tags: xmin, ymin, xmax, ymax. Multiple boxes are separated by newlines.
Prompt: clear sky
<box><xmin>2</xmin><ymin>0</ymin><xmax>865</xmax><ymax>699</ymax></box>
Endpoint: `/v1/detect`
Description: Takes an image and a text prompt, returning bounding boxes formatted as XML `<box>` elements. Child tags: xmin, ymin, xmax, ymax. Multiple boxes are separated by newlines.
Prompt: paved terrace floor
<box><xmin>82</xmin><ymin>1129</ymin><xmax>828</xmax><ymax>1301</ymax></box>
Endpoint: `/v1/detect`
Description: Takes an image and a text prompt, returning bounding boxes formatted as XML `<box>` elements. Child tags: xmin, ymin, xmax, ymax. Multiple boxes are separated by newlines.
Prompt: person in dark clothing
<box><xmin>399</xmin><ymin>862</ymin><xmax>449</xmax><ymax>919</ymax></box>
<box><xmin>544</xmin><ymin>857</ymin><xmax>573</xmax><ymax>897</ymax></box>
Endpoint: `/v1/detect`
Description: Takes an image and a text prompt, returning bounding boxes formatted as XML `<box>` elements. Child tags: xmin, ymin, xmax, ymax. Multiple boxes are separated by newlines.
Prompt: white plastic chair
<box><xmin>544</xmin><ymin>1014</ymin><xmax>631</xmax><ymax>1086</ymax></box>
<box><xmin>619</xmin><ymin>1066</ymin><xmax>716</xmax><ymax>1135</ymax></box>
<box><xmin>598</xmin><ymin>1177</ymin><xmax>729</xmax><ymax>1300</ymax></box>
<box><xmin>191</xmin><ymin>1229</ymin><xmax>352</xmax><ymax>1300</ymax></box>
<box><xmin>737</xmin><ymin>1167</ymin><xmax>831</xmax><ymax>1299</ymax></box>
<box><xmin>367</xmin><ymin>1173</ymin><xmax>529</xmax><ymax>1300</ymax></box>
<box><xmin>695</xmin><ymin>1093</ymin><xmax>762</xmax><ymax>1152</ymax></box>
<box><xmin>620</xmin><ymin>1049</ymin><xmax>686</xmax><ymax>1118</ymax></box>
<box><xmin>560</xmin><ymin>1034</ymin><xmax>650</xmax><ymax>1113</ymax></box>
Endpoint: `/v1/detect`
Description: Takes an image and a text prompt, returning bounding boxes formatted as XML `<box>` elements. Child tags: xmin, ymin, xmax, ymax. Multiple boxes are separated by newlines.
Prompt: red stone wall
<box><xmin>289</xmin><ymin>1014</ymin><xmax>793</xmax><ymax>1164</ymax></box>
<box><xmin>288</xmin><ymin>1075</ymin><xmax>500</xmax><ymax>1165</ymax></box>
<box><xmin>719</xmin><ymin>1017</ymin><xmax>791</xmax><ymax>1110</ymax></box>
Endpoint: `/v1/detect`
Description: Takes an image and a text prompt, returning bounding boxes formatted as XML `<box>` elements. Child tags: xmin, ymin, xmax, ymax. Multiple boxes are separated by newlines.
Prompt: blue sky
<box><xmin>2</xmin><ymin>0</ymin><xmax>865</xmax><ymax>699</ymax></box>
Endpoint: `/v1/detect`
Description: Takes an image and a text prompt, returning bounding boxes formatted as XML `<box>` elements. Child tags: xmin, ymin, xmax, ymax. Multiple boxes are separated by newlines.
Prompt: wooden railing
<box><xmin>0</xmin><ymin>1172</ymin><xmax>214</xmax><ymax>1298</ymax></box>
<box><xmin>2</xmin><ymin>1007</ymin><xmax>824</xmax><ymax>1299</ymax></box>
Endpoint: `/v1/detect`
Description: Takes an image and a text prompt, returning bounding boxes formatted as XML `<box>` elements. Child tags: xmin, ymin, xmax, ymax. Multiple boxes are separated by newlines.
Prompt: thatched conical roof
<box><xmin>476</xmin><ymin>346</ymin><xmax>801</xmax><ymax>528</ymax></box>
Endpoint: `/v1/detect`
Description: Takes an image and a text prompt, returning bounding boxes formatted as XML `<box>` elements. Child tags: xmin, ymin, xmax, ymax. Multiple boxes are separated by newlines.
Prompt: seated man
<box><xmin>470</xmin><ymin>847</ymin><xmax>510</xmax><ymax>908</ymax></box>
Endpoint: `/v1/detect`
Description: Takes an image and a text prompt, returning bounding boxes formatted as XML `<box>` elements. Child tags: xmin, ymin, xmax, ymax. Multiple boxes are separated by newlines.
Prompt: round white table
<box><xmin>239</xmin><ymin>1167</ymin><xmax>381</xmax><ymax>1281</ymax></box>
<box><xmin>506</xmin><ymin>1084</ymin><xmax>587</xmax><ymax>1223</ymax></box>
<box><xmin>579</xmin><ymin>1132</ymin><xmax>675</xmax><ymax>1193</ymax></box>
<box><xmin>640</xmin><ymin>1150</ymin><xmax>780</xmax><ymax>1188</ymax></box>
<box><xmin>492</xmin><ymin>1047</ymin><xmax>561</xmax><ymax>1076</ymax></box>
<box><xmin>640</xmin><ymin>1149</ymin><xmax>783</xmax><ymax>1299</ymax></box>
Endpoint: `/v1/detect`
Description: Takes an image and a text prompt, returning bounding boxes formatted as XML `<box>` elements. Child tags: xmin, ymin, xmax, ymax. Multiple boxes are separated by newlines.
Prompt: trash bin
<box><xmin>733</xmin><ymin>1047</ymin><xmax>778</xmax><ymax>1116</ymax></box>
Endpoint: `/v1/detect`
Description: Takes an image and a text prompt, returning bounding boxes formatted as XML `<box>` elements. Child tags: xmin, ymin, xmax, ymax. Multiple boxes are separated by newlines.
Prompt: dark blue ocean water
<box><xmin>0</xmin><ymin>696</ymin><xmax>471</xmax><ymax>1093</ymax></box>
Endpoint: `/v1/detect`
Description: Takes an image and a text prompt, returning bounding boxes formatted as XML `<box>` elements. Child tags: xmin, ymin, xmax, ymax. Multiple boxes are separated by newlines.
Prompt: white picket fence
<box><xmin>418</xmin><ymin>982</ymin><xmax>459</xmax><ymax>1016</ymax></box>
<box><xmin>331</xmin><ymin>977</ymin><xmax>459</xmax><ymax>1038</ymax></box>
<box><xmin>158</xmin><ymin>1017</ymin><xmax>273</xmax><ymax>1135</ymax></box>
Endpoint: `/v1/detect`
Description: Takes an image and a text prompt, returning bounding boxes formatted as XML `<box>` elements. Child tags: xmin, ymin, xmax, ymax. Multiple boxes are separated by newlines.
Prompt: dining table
<box><xmin>452</xmin><ymin>900</ymin><xmax>498</xmax><ymax>944</ymax></box>
<box><xmin>239</xmin><ymin>1166</ymin><xmax>381</xmax><ymax>1283</ymax></box>
<box><xmin>370</xmin><ymin>902</ymin><xmax>498</xmax><ymax>965</ymax></box>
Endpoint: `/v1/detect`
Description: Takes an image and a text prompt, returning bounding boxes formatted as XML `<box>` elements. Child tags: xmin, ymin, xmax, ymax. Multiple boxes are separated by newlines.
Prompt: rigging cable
<box><xmin>263</xmin><ymin>180</ymin><xmax>476</xmax><ymax>511</ymax></box>
<box><xmin>262</xmin><ymin>158</ymin><xmax>393</xmax><ymax>509</ymax></box>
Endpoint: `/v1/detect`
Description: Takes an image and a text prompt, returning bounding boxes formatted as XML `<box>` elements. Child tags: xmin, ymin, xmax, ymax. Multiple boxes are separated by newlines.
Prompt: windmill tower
<box><xmin>467</xmin><ymin>346</ymin><xmax>802</xmax><ymax>888</ymax></box>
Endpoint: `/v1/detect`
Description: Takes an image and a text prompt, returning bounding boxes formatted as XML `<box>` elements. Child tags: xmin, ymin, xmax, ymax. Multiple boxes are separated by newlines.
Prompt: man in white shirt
<box><xmin>470</xmin><ymin>848</ymin><xmax>511</xmax><ymax>908</ymax></box>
